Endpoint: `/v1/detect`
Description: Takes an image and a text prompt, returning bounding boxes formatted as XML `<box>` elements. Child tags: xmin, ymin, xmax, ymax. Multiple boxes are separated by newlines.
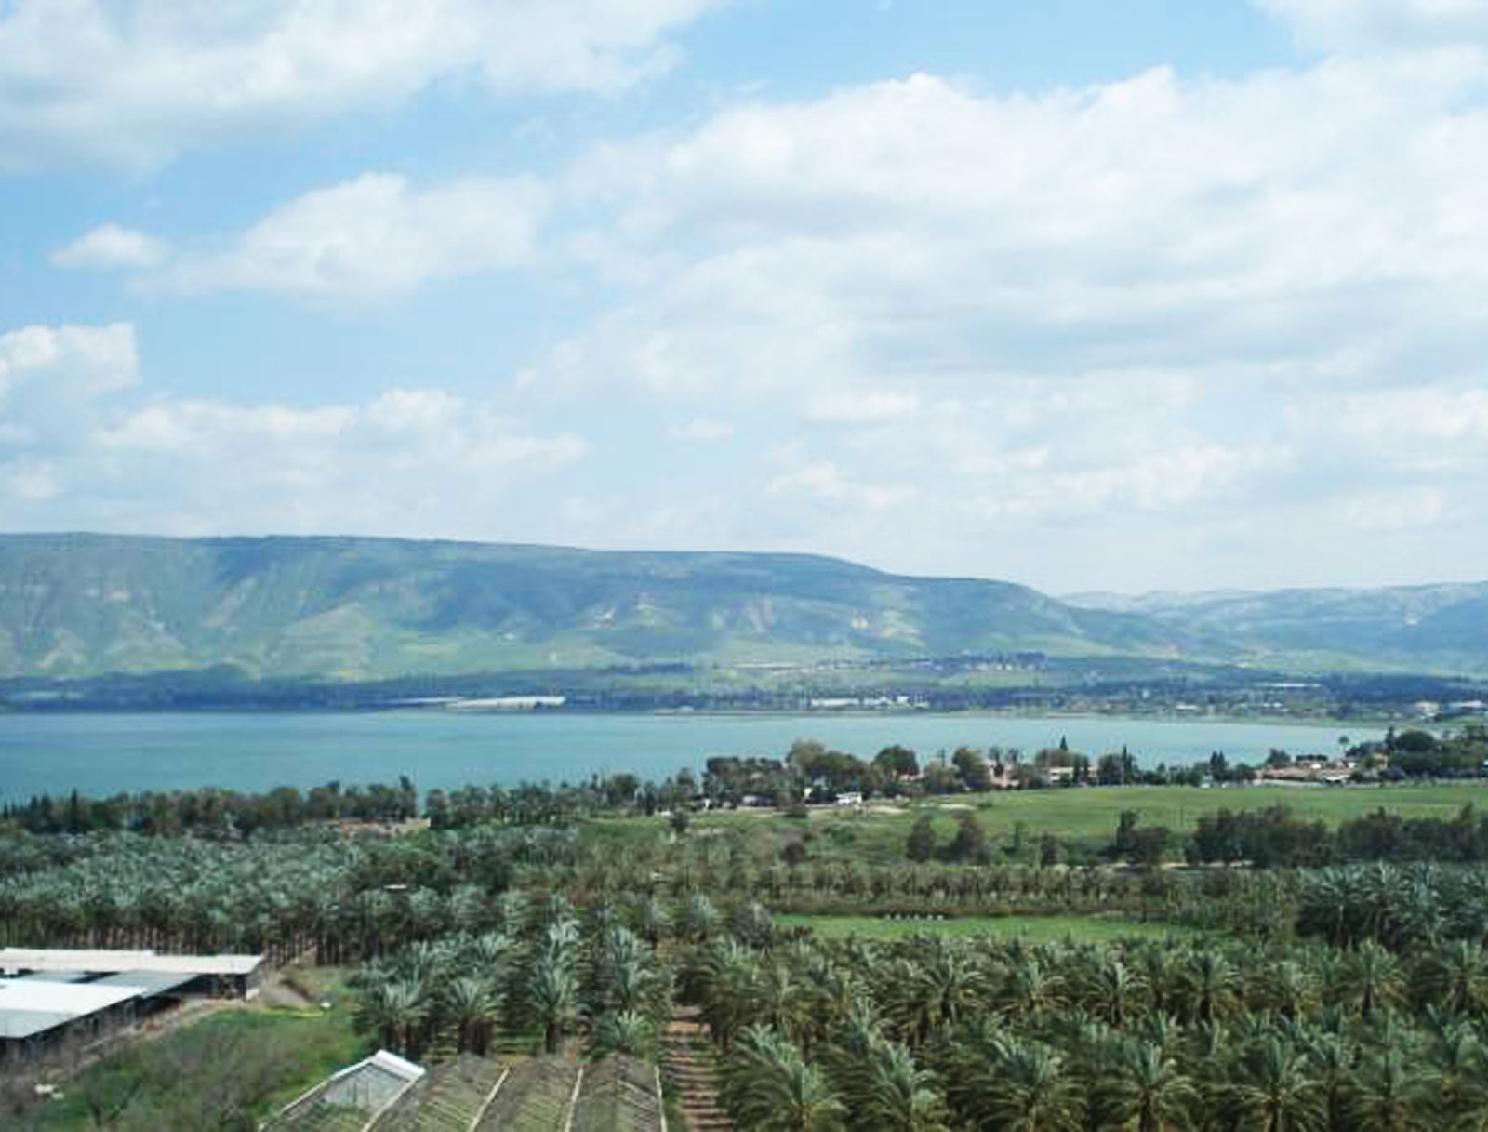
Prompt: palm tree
<box><xmin>529</xmin><ymin>952</ymin><xmax>578</xmax><ymax>1054</ymax></box>
<box><xmin>1231</xmin><ymin>1035</ymin><xmax>1324</xmax><ymax>1132</ymax></box>
<box><xmin>357</xmin><ymin>976</ymin><xmax>430</xmax><ymax>1058</ymax></box>
<box><xmin>1297</xmin><ymin>1024</ymin><xmax>1356</xmax><ymax>1132</ymax></box>
<box><xmin>885</xmin><ymin>938</ymin><xmax>981</xmax><ymax>1046</ymax></box>
<box><xmin>860</xmin><ymin>1040</ymin><xmax>949</xmax><ymax>1132</ymax></box>
<box><xmin>1418</xmin><ymin>940</ymin><xmax>1487</xmax><ymax>1015</ymax></box>
<box><xmin>1086</xmin><ymin>958</ymin><xmax>1147</xmax><ymax>1028</ymax></box>
<box><xmin>590</xmin><ymin>1009</ymin><xmax>659</xmax><ymax>1059</ymax></box>
<box><xmin>694</xmin><ymin>938</ymin><xmax>762</xmax><ymax>1050</ymax></box>
<box><xmin>821</xmin><ymin>999</ymin><xmax>881</xmax><ymax>1113</ymax></box>
<box><xmin>1425</xmin><ymin>1018</ymin><xmax>1488</xmax><ymax>1130</ymax></box>
<box><xmin>1343</xmin><ymin>941</ymin><xmax>1403</xmax><ymax>1022</ymax></box>
<box><xmin>444</xmin><ymin>974</ymin><xmax>500</xmax><ymax>1055</ymax></box>
<box><xmin>1349</xmin><ymin>1047</ymin><xmax>1436</xmax><ymax>1131</ymax></box>
<box><xmin>1096</xmin><ymin>1040</ymin><xmax>1197</xmax><ymax>1132</ymax></box>
<box><xmin>1263</xmin><ymin>960</ymin><xmax>1319</xmax><ymax>1022</ymax></box>
<box><xmin>1182</xmin><ymin>949</ymin><xmax>1240</xmax><ymax>1025</ymax></box>
<box><xmin>721</xmin><ymin>1025</ymin><xmax>846</xmax><ymax>1131</ymax></box>
<box><xmin>972</xmin><ymin>1034</ymin><xmax>1081</xmax><ymax>1132</ymax></box>
<box><xmin>998</xmin><ymin>955</ymin><xmax>1065</xmax><ymax>1021</ymax></box>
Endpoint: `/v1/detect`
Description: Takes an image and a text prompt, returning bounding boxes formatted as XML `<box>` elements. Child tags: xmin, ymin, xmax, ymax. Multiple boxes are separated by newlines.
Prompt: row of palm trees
<box><xmin>8</xmin><ymin>826</ymin><xmax>1488</xmax><ymax>978</ymax></box>
<box><xmin>353</xmin><ymin>900</ymin><xmax>670</xmax><ymax>1063</ymax></box>
<box><xmin>697</xmin><ymin>931</ymin><xmax>1488</xmax><ymax>1130</ymax></box>
<box><xmin>0</xmin><ymin>827</ymin><xmax>578</xmax><ymax>962</ymax></box>
<box><xmin>1298</xmin><ymin>862</ymin><xmax>1488</xmax><ymax>949</ymax></box>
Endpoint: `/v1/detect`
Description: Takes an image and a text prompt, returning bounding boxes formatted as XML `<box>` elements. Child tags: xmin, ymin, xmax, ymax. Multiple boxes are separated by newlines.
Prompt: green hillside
<box><xmin>1067</xmin><ymin>583</ymin><xmax>1488</xmax><ymax>673</ymax></box>
<box><xmin>0</xmin><ymin>534</ymin><xmax>1221</xmax><ymax>680</ymax></box>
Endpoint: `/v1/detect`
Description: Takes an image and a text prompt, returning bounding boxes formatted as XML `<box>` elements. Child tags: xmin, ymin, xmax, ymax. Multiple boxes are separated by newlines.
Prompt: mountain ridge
<box><xmin>0</xmin><ymin>532</ymin><xmax>1222</xmax><ymax>680</ymax></box>
<box><xmin>0</xmin><ymin>533</ymin><xmax>1483</xmax><ymax>680</ymax></box>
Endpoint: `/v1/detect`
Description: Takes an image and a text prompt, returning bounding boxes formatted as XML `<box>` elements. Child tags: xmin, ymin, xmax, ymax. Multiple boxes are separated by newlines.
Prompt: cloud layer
<box><xmin>529</xmin><ymin>36</ymin><xmax>1488</xmax><ymax>585</ymax></box>
<box><xmin>0</xmin><ymin>0</ymin><xmax>721</xmax><ymax>170</ymax></box>
<box><xmin>0</xmin><ymin>323</ymin><xmax>583</xmax><ymax>536</ymax></box>
<box><xmin>12</xmin><ymin>1</ymin><xmax>1488</xmax><ymax>590</ymax></box>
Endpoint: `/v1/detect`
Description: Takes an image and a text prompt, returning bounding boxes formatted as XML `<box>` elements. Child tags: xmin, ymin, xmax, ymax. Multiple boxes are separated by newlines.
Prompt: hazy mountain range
<box><xmin>0</xmin><ymin>533</ymin><xmax>1483</xmax><ymax>681</ymax></box>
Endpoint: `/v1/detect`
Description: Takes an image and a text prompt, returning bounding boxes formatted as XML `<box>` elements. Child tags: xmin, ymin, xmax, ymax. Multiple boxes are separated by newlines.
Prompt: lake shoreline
<box><xmin>0</xmin><ymin>703</ymin><xmax>1397</xmax><ymax>729</ymax></box>
<box><xmin>0</xmin><ymin>710</ymin><xmax>1392</xmax><ymax>804</ymax></box>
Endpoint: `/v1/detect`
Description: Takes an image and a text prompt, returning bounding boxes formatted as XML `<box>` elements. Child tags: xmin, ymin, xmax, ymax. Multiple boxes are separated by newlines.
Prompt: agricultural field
<box><xmin>19</xmin><ymin>1005</ymin><xmax>365</xmax><ymax>1130</ymax></box>
<box><xmin>681</xmin><ymin>780</ymin><xmax>1488</xmax><ymax>863</ymax></box>
<box><xmin>9</xmin><ymin>775</ymin><xmax>1488</xmax><ymax>1130</ymax></box>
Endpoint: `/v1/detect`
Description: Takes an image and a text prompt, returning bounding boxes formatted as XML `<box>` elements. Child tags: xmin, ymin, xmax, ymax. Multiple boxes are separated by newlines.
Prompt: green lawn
<box><xmin>776</xmin><ymin>913</ymin><xmax>1201</xmax><ymax>943</ymax></box>
<box><xmin>691</xmin><ymin>781</ymin><xmax>1488</xmax><ymax>863</ymax></box>
<box><xmin>23</xmin><ymin>1004</ymin><xmax>366</xmax><ymax>1130</ymax></box>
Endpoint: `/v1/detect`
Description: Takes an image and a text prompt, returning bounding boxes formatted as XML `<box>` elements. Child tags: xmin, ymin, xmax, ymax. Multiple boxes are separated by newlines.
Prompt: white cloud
<box><xmin>670</xmin><ymin>417</ymin><xmax>735</xmax><ymax>441</ymax></box>
<box><xmin>805</xmin><ymin>391</ymin><xmax>919</xmax><ymax>423</ymax></box>
<box><xmin>0</xmin><ymin>0</ymin><xmax>725</xmax><ymax>170</ymax></box>
<box><xmin>15</xmin><ymin>8</ymin><xmax>1488</xmax><ymax>589</ymax></box>
<box><xmin>51</xmin><ymin>224</ymin><xmax>168</xmax><ymax>269</ymax></box>
<box><xmin>551</xmin><ymin>59</ymin><xmax>1488</xmax><ymax>419</ymax></box>
<box><xmin>0</xmin><ymin>323</ymin><xmax>584</xmax><ymax>536</ymax></box>
<box><xmin>0</xmin><ymin>322</ymin><xmax>138</xmax><ymax>403</ymax></box>
<box><xmin>513</xmin><ymin>50</ymin><xmax>1488</xmax><ymax>586</ymax></box>
<box><xmin>1258</xmin><ymin>0</ymin><xmax>1488</xmax><ymax>53</ymax></box>
<box><xmin>149</xmin><ymin>173</ymin><xmax>547</xmax><ymax>301</ymax></box>
<box><xmin>1299</xmin><ymin>388</ymin><xmax>1488</xmax><ymax>442</ymax></box>
<box><xmin>768</xmin><ymin>459</ymin><xmax>917</xmax><ymax>512</ymax></box>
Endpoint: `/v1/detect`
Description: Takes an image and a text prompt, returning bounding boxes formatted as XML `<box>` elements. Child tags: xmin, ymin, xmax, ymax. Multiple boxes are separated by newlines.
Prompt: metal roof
<box><xmin>0</xmin><ymin>948</ymin><xmax>262</xmax><ymax>977</ymax></box>
<box><xmin>91</xmin><ymin>970</ymin><xmax>196</xmax><ymax>996</ymax></box>
<box><xmin>0</xmin><ymin>979</ymin><xmax>143</xmax><ymax>1041</ymax></box>
<box><xmin>13</xmin><ymin>971</ymin><xmax>89</xmax><ymax>984</ymax></box>
<box><xmin>0</xmin><ymin>1009</ymin><xmax>76</xmax><ymax>1040</ymax></box>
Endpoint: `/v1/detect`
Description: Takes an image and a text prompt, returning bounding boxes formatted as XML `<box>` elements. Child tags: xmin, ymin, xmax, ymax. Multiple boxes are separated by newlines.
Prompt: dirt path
<box><xmin>662</xmin><ymin>1006</ymin><xmax>732</xmax><ymax>1132</ymax></box>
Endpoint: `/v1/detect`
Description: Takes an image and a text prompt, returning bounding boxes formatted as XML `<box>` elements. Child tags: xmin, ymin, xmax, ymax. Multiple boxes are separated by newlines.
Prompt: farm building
<box><xmin>0</xmin><ymin>948</ymin><xmax>263</xmax><ymax>1066</ymax></box>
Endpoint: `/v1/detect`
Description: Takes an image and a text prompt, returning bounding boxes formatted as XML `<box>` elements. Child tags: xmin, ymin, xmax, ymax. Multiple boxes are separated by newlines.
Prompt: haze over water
<box><xmin>0</xmin><ymin>712</ymin><xmax>1375</xmax><ymax>802</ymax></box>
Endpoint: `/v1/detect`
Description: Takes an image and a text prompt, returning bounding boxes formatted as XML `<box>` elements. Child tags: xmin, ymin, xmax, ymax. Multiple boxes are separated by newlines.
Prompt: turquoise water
<box><xmin>0</xmin><ymin>711</ymin><xmax>1375</xmax><ymax>802</ymax></box>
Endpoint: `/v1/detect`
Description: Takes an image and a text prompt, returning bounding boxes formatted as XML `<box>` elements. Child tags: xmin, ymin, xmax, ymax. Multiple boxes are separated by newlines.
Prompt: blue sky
<box><xmin>3</xmin><ymin>0</ymin><xmax>1487</xmax><ymax>592</ymax></box>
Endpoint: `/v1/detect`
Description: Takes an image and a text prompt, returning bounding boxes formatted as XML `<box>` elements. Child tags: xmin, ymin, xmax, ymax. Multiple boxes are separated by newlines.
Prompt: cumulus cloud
<box><xmin>15</xmin><ymin>4</ymin><xmax>1488</xmax><ymax>588</ymax></box>
<box><xmin>1258</xmin><ymin>0</ymin><xmax>1488</xmax><ymax>53</ymax></box>
<box><xmin>0</xmin><ymin>0</ymin><xmax>724</xmax><ymax>170</ymax></box>
<box><xmin>526</xmin><ymin>47</ymin><xmax>1488</xmax><ymax>586</ymax></box>
<box><xmin>88</xmin><ymin>173</ymin><xmax>548</xmax><ymax>301</ymax></box>
<box><xmin>0</xmin><ymin>323</ymin><xmax>584</xmax><ymax>536</ymax></box>
<box><xmin>0</xmin><ymin>323</ymin><xmax>138</xmax><ymax>401</ymax></box>
<box><xmin>51</xmin><ymin>224</ymin><xmax>168</xmax><ymax>270</ymax></box>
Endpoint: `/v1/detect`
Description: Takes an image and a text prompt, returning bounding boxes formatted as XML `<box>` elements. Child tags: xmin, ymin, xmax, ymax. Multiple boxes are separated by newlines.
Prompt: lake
<box><xmin>0</xmin><ymin>711</ymin><xmax>1376</xmax><ymax>802</ymax></box>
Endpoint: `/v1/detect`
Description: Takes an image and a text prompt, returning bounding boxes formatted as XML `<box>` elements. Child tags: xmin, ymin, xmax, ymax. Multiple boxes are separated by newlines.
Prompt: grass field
<box><xmin>24</xmin><ymin>996</ymin><xmax>365</xmax><ymax>1129</ymax></box>
<box><xmin>776</xmin><ymin>913</ymin><xmax>1203</xmax><ymax>942</ymax></box>
<box><xmin>684</xmin><ymin>781</ymin><xmax>1488</xmax><ymax>863</ymax></box>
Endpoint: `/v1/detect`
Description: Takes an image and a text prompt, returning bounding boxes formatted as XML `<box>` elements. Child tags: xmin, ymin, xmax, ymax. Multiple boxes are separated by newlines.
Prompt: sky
<box><xmin>3</xmin><ymin>0</ymin><xmax>1488</xmax><ymax>594</ymax></box>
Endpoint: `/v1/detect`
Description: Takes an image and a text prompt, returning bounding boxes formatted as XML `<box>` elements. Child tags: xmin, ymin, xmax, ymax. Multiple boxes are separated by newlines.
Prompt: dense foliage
<box><xmin>9</xmin><ymin>763</ymin><xmax>1488</xmax><ymax>1130</ymax></box>
<box><xmin>697</xmin><ymin>929</ymin><xmax>1488</xmax><ymax>1131</ymax></box>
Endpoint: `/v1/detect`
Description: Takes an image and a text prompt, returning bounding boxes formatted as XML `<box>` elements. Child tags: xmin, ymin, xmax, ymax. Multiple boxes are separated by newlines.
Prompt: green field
<box><xmin>776</xmin><ymin>913</ymin><xmax>1201</xmax><ymax>942</ymax></box>
<box><xmin>23</xmin><ymin>1000</ymin><xmax>365</xmax><ymax>1130</ymax></box>
<box><xmin>687</xmin><ymin>781</ymin><xmax>1488</xmax><ymax>863</ymax></box>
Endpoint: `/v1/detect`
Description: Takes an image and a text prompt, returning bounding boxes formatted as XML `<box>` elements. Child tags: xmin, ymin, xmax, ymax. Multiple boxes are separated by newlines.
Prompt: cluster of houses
<box><xmin>1255</xmin><ymin>753</ymin><xmax>1385</xmax><ymax>786</ymax></box>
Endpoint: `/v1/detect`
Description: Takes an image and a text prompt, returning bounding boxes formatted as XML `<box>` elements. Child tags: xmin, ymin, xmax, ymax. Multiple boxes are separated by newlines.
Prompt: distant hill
<box><xmin>0</xmin><ymin>534</ymin><xmax>1222</xmax><ymax>680</ymax></box>
<box><xmin>1</xmin><ymin>534</ymin><xmax>1483</xmax><ymax>681</ymax></box>
<box><xmin>1065</xmin><ymin>583</ymin><xmax>1488</xmax><ymax>673</ymax></box>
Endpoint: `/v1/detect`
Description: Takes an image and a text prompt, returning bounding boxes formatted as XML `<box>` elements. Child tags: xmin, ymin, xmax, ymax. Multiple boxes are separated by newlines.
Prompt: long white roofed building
<box><xmin>0</xmin><ymin>948</ymin><xmax>262</xmax><ymax>1066</ymax></box>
